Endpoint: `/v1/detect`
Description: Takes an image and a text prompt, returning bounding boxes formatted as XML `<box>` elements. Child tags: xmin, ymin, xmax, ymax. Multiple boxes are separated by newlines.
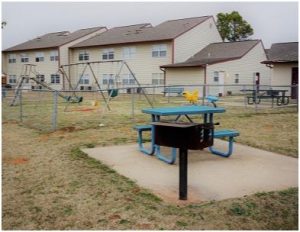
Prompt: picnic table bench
<box><xmin>162</xmin><ymin>87</ymin><xmax>184</xmax><ymax>96</ymax></box>
<box><xmin>241</xmin><ymin>89</ymin><xmax>290</xmax><ymax>106</ymax></box>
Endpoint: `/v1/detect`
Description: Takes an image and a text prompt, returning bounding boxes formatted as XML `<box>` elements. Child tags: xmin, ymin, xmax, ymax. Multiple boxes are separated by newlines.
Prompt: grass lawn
<box><xmin>2</xmin><ymin>93</ymin><xmax>298</xmax><ymax>229</ymax></box>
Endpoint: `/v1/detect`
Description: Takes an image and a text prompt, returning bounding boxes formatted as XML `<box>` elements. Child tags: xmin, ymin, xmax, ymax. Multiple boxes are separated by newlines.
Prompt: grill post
<box><xmin>179</xmin><ymin>148</ymin><xmax>188</xmax><ymax>200</ymax></box>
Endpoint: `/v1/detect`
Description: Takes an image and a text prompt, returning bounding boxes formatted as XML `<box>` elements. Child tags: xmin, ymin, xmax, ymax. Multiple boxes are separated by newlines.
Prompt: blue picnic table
<box><xmin>139</xmin><ymin>105</ymin><xmax>229</xmax><ymax>164</ymax></box>
<box><xmin>135</xmin><ymin>105</ymin><xmax>239</xmax><ymax>200</ymax></box>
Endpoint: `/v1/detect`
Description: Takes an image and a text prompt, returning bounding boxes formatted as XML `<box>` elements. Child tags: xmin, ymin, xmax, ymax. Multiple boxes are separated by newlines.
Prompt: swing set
<box><xmin>59</xmin><ymin>60</ymin><xmax>153</xmax><ymax>111</ymax></box>
<box><xmin>10</xmin><ymin>64</ymin><xmax>70</xmax><ymax>106</ymax></box>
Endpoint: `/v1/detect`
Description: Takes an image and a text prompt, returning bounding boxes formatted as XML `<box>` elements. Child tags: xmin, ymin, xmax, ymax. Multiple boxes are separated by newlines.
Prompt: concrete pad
<box><xmin>82</xmin><ymin>140</ymin><xmax>298</xmax><ymax>203</ymax></box>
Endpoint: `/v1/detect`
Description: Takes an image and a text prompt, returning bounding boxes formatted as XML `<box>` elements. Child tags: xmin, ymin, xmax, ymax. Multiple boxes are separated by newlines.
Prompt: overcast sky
<box><xmin>1</xmin><ymin>1</ymin><xmax>298</xmax><ymax>49</ymax></box>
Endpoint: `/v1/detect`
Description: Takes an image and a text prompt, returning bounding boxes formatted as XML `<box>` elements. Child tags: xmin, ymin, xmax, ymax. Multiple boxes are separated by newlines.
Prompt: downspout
<box><xmin>203</xmin><ymin>64</ymin><xmax>208</xmax><ymax>104</ymax></box>
<box><xmin>160</xmin><ymin>67</ymin><xmax>166</xmax><ymax>87</ymax></box>
<box><xmin>171</xmin><ymin>39</ymin><xmax>175</xmax><ymax>64</ymax></box>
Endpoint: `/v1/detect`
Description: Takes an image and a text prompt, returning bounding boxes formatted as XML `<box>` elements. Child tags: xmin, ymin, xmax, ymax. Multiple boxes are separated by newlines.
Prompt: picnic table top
<box><xmin>142</xmin><ymin>105</ymin><xmax>225</xmax><ymax>116</ymax></box>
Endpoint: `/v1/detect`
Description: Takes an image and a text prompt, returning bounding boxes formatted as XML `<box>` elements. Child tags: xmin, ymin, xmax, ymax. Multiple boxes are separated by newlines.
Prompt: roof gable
<box><xmin>264</xmin><ymin>42</ymin><xmax>298</xmax><ymax>63</ymax></box>
<box><xmin>161</xmin><ymin>40</ymin><xmax>261</xmax><ymax>68</ymax></box>
<box><xmin>3</xmin><ymin>27</ymin><xmax>106</xmax><ymax>52</ymax></box>
<box><xmin>71</xmin><ymin>16</ymin><xmax>211</xmax><ymax>48</ymax></box>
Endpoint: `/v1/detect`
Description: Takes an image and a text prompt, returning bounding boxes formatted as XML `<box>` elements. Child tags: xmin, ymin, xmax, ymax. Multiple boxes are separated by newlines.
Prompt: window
<box><xmin>8</xmin><ymin>54</ymin><xmax>16</xmax><ymax>63</ymax></box>
<box><xmin>151</xmin><ymin>73</ymin><xmax>164</xmax><ymax>85</ymax></box>
<box><xmin>20</xmin><ymin>53</ymin><xmax>29</xmax><ymax>63</ymax></box>
<box><xmin>122</xmin><ymin>74</ymin><xmax>135</xmax><ymax>85</ymax></box>
<box><xmin>35</xmin><ymin>52</ymin><xmax>44</xmax><ymax>62</ymax></box>
<box><xmin>50</xmin><ymin>74</ymin><xmax>60</xmax><ymax>84</ymax></box>
<box><xmin>102</xmin><ymin>49</ymin><xmax>114</xmax><ymax>60</ymax></box>
<box><xmin>102</xmin><ymin>74</ymin><xmax>114</xmax><ymax>85</ymax></box>
<box><xmin>8</xmin><ymin>75</ymin><xmax>17</xmax><ymax>84</ymax></box>
<box><xmin>79</xmin><ymin>74</ymin><xmax>90</xmax><ymax>85</ymax></box>
<box><xmin>122</xmin><ymin>47</ymin><xmax>136</xmax><ymax>59</ymax></box>
<box><xmin>213</xmin><ymin>71</ymin><xmax>219</xmax><ymax>82</ymax></box>
<box><xmin>50</xmin><ymin>50</ymin><xmax>59</xmax><ymax>61</ymax></box>
<box><xmin>152</xmin><ymin>44</ymin><xmax>167</xmax><ymax>57</ymax></box>
<box><xmin>79</xmin><ymin>51</ymin><xmax>89</xmax><ymax>61</ymax></box>
<box><xmin>36</xmin><ymin>74</ymin><xmax>45</xmax><ymax>82</ymax></box>
<box><xmin>235</xmin><ymin>74</ymin><xmax>239</xmax><ymax>84</ymax></box>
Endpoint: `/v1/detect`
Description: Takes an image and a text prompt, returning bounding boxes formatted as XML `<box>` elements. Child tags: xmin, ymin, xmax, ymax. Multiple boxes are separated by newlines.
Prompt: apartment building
<box><xmin>2</xmin><ymin>26</ymin><xmax>107</xmax><ymax>90</ymax></box>
<box><xmin>262</xmin><ymin>42</ymin><xmax>298</xmax><ymax>99</ymax></box>
<box><xmin>161</xmin><ymin>40</ymin><xmax>270</xmax><ymax>96</ymax></box>
<box><xmin>68</xmin><ymin>16</ymin><xmax>222</xmax><ymax>91</ymax></box>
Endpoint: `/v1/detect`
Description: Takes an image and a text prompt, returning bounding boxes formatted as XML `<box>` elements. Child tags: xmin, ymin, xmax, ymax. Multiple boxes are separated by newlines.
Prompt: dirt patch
<box><xmin>4</xmin><ymin>157</ymin><xmax>29</xmax><ymax>165</ymax></box>
<box><xmin>58</xmin><ymin>126</ymin><xmax>77</xmax><ymax>132</ymax></box>
<box><xmin>69</xmin><ymin>108</ymin><xmax>96</xmax><ymax>112</ymax></box>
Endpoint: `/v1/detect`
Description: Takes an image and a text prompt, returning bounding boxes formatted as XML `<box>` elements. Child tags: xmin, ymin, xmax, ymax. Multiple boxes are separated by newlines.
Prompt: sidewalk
<box><xmin>82</xmin><ymin>140</ymin><xmax>298</xmax><ymax>203</ymax></box>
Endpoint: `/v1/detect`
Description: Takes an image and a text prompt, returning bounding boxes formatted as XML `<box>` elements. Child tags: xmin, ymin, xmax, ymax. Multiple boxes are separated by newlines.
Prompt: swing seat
<box><xmin>64</xmin><ymin>96</ymin><xmax>83</xmax><ymax>103</ymax></box>
<box><xmin>108</xmin><ymin>89</ymin><xmax>118</xmax><ymax>98</ymax></box>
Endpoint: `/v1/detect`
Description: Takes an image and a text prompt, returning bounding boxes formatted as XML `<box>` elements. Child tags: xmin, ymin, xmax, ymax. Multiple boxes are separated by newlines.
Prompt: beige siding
<box><xmin>206</xmin><ymin>42</ymin><xmax>270</xmax><ymax>95</ymax></box>
<box><xmin>271</xmin><ymin>63</ymin><xmax>297</xmax><ymax>86</ymax></box>
<box><xmin>270</xmin><ymin>63</ymin><xmax>298</xmax><ymax>95</ymax></box>
<box><xmin>165</xmin><ymin>68</ymin><xmax>204</xmax><ymax>96</ymax></box>
<box><xmin>165</xmin><ymin>42</ymin><xmax>270</xmax><ymax>97</ymax></box>
<box><xmin>4</xmin><ymin>49</ymin><xmax>61</xmax><ymax>90</ymax></box>
<box><xmin>2</xmin><ymin>53</ymin><xmax>8</xmax><ymax>74</ymax></box>
<box><xmin>69</xmin><ymin>42</ymin><xmax>172</xmax><ymax>90</ymax></box>
<box><xmin>59</xmin><ymin>28</ymin><xmax>107</xmax><ymax>89</ymax></box>
<box><xmin>59</xmin><ymin>28</ymin><xmax>107</xmax><ymax>66</ymax></box>
<box><xmin>2</xmin><ymin>28</ymin><xmax>107</xmax><ymax>90</ymax></box>
<box><xmin>174</xmin><ymin>17</ymin><xmax>222</xmax><ymax>63</ymax></box>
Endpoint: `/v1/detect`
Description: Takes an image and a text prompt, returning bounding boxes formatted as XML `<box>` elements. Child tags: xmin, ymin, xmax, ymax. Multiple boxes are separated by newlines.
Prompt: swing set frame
<box><xmin>59</xmin><ymin>60</ymin><xmax>154</xmax><ymax>111</ymax></box>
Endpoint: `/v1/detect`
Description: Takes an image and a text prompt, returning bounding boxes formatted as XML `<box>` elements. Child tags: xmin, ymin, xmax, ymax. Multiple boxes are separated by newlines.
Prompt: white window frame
<box><xmin>102</xmin><ymin>49</ymin><xmax>114</xmax><ymax>60</ymax></box>
<box><xmin>213</xmin><ymin>71</ymin><xmax>219</xmax><ymax>82</ymax></box>
<box><xmin>235</xmin><ymin>74</ymin><xmax>239</xmax><ymax>84</ymax></box>
<box><xmin>122</xmin><ymin>47</ymin><xmax>136</xmax><ymax>59</ymax></box>
<box><xmin>151</xmin><ymin>73</ymin><xmax>164</xmax><ymax>85</ymax></box>
<box><xmin>20</xmin><ymin>53</ymin><xmax>29</xmax><ymax>63</ymax></box>
<box><xmin>78</xmin><ymin>51</ymin><xmax>89</xmax><ymax>61</ymax></box>
<box><xmin>35</xmin><ymin>52</ymin><xmax>44</xmax><ymax>62</ymax></box>
<box><xmin>50</xmin><ymin>74</ymin><xmax>60</xmax><ymax>84</ymax></box>
<box><xmin>8</xmin><ymin>54</ymin><xmax>16</xmax><ymax>63</ymax></box>
<box><xmin>8</xmin><ymin>75</ymin><xmax>17</xmax><ymax>84</ymax></box>
<box><xmin>152</xmin><ymin>44</ymin><xmax>167</xmax><ymax>58</ymax></box>
<box><xmin>36</xmin><ymin>74</ymin><xmax>45</xmax><ymax>82</ymax></box>
<box><xmin>122</xmin><ymin>74</ymin><xmax>135</xmax><ymax>85</ymax></box>
<box><xmin>50</xmin><ymin>50</ymin><xmax>59</xmax><ymax>61</ymax></box>
<box><xmin>102</xmin><ymin>74</ymin><xmax>114</xmax><ymax>85</ymax></box>
<box><xmin>79</xmin><ymin>74</ymin><xmax>90</xmax><ymax>85</ymax></box>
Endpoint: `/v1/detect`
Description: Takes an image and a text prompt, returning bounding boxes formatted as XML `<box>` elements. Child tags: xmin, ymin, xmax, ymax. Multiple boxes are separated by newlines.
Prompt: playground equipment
<box><xmin>206</xmin><ymin>95</ymin><xmax>219</xmax><ymax>107</ymax></box>
<box><xmin>59</xmin><ymin>60</ymin><xmax>153</xmax><ymax>111</ymax></box>
<box><xmin>10</xmin><ymin>64</ymin><xmax>71</xmax><ymax>106</ymax></box>
<box><xmin>182</xmin><ymin>89</ymin><xmax>199</xmax><ymax>104</ymax></box>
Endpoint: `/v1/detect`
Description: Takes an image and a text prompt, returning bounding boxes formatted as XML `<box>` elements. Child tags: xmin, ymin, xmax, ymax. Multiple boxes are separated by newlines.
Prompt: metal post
<box><xmin>152</xmin><ymin>86</ymin><xmax>155</xmax><ymax>103</ymax></box>
<box><xmin>52</xmin><ymin>91</ymin><xmax>58</xmax><ymax>131</ymax></box>
<box><xmin>202</xmin><ymin>85</ymin><xmax>206</xmax><ymax>105</ymax></box>
<box><xmin>254</xmin><ymin>85</ymin><xmax>258</xmax><ymax>112</ymax></box>
<box><xmin>243</xmin><ymin>85</ymin><xmax>247</xmax><ymax>108</ymax></box>
<box><xmin>19</xmin><ymin>90</ymin><xmax>23</xmax><ymax>123</ymax></box>
<box><xmin>131</xmin><ymin>87</ymin><xmax>135</xmax><ymax>119</ymax></box>
<box><xmin>179</xmin><ymin>148</ymin><xmax>188</xmax><ymax>200</ymax></box>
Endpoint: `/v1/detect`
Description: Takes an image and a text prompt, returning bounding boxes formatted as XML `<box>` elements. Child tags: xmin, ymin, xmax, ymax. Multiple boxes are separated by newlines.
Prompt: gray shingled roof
<box><xmin>161</xmin><ymin>40</ymin><xmax>261</xmax><ymax>68</ymax></box>
<box><xmin>262</xmin><ymin>42</ymin><xmax>298</xmax><ymax>63</ymax></box>
<box><xmin>3</xmin><ymin>27</ymin><xmax>106</xmax><ymax>52</ymax></box>
<box><xmin>71</xmin><ymin>16</ymin><xmax>211</xmax><ymax>48</ymax></box>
